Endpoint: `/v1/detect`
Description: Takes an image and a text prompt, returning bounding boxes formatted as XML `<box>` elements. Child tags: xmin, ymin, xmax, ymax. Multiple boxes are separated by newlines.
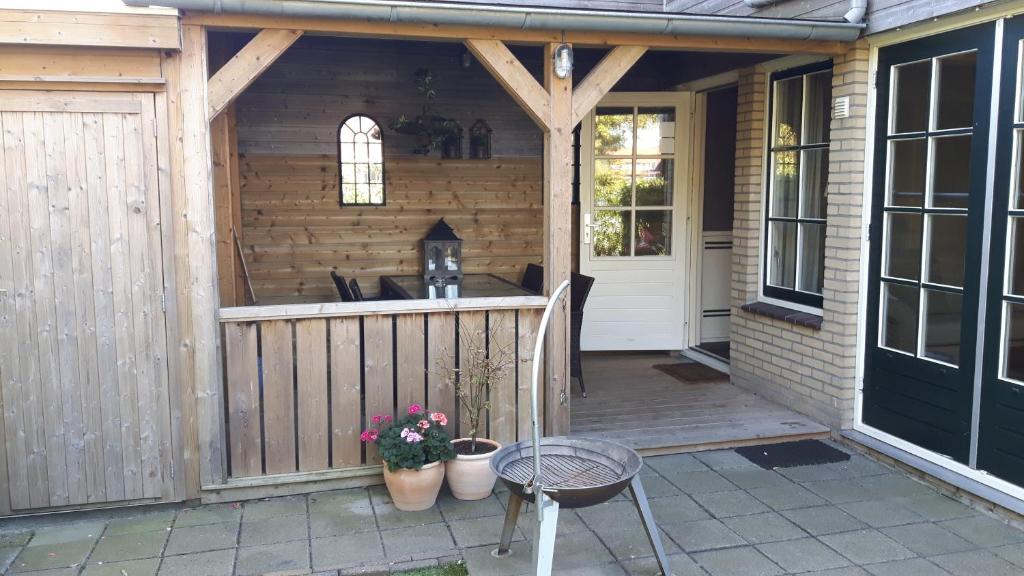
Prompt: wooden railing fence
<box><xmin>218</xmin><ymin>298</ymin><xmax>546</xmax><ymax>480</ymax></box>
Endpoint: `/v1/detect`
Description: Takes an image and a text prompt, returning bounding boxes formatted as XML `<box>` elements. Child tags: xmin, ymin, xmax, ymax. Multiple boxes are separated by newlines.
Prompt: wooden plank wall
<box><xmin>220</xmin><ymin>307</ymin><xmax>543</xmax><ymax>479</ymax></box>
<box><xmin>239</xmin><ymin>154</ymin><xmax>544</xmax><ymax>300</ymax></box>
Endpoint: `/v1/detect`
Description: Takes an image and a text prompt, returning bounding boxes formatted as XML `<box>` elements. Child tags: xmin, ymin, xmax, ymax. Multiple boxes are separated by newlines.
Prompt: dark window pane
<box><xmin>923</xmin><ymin>289</ymin><xmax>962</xmax><ymax>366</ymax></box>
<box><xmin>1016</xmin><ymin>132</ymin><xmax>1024</xmax><ymax>210</ymax></box>
<box><xmin>893</xmin><ymin>60</ymin><xmax>931</xmax><ymax>134</ymax></box>
<box><xmin>634</xmin><ymin>211</ymin><xmax>672</xmax><ymax>256</ymax></box>
<box><xmin>882</xmin><ymin>282</ymin><xmax>919</xmax><ymax>354</ymax></box>
<box><xmin>1011</xmin><ymin>217</ymin><xmax>1024</xmax><ymax>296</ymax></box>
<box><xmin>769</xmin><ymin>221</ymin><xmax>798</xmax><ymax>289</ymax></box>
<box><xmin>595</xmin><ymin>107</ymin><xmax>634</xmax><ymax>156</ymax></box>
<box><xmin>804</xmin><ymin>71</ymin><xmax>832</xmax><ymax>145</ymax></box>
<box><xmin>772</xmin><ymin>150</ymin><xmax>800</xmax><ymax>217</ymax></box>
<box><xmin>926</xmin><ymin>214</ymin><xmax>966</xmax><ymax>288</ymax></box>
<box><xmin>636</xmin><ymin>159</ymin><xmax>673</xmax><ymax>206</ymax></box>
<box><xmin>798</xmin><ymin>223</ymin><xmax>825</xmax><ymax>294</ymax></box>
<box><xmin>935</xmin><ymin>51</ymin><xmax>976</xmax><ymax>130</ymax></box>
<box><xmin>1005</xmin><ymin>303</ymin><xmax>1024</xmax><ymax>382</ymax></box>
<box><xmin>801</xmin><ymin>149</ymin><xmax>828</xmax><ymax>219</ymax></box>
<box><xmin>889</xmin><ymin>138</ymin><xmax>927</xmax><ymax>207</ymax></box>
<box><xmin>594</xmin><ymin>159</ymin><xmax>632</xmax><ymax>207</ymax></box>
<box><xmin>774</xmin><ymin>76</ymin><xmax>803</xmax><ymax>148</ymax></box>
<box><xmin>885</xmin><ymin>212</ymin><xmax>922</xmax><ymax>281</ymax></box>
<box><xmin>637</xmin><ymin>107</ymin><xmax>675</xmax><ymax>156</ymax></box>
<box><xmin>932</xmin><ymin>135</ymin><xmax>972</xmax><ymax>208</ymax></box>
<box><xmin>594</xmin><ymin>210</ymin><xmax>630</xmax><ymax>256</ymax></box>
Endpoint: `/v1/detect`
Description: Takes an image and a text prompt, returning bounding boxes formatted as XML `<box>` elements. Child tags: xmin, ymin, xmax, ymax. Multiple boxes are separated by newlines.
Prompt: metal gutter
<box><xmin>121</xmin><ymin>0</ymin><xmax>864</xmax><ymax>41</ymax></box>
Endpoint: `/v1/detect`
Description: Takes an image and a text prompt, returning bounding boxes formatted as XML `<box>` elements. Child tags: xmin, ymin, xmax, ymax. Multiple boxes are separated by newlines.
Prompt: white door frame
<box><xmin>579</xmin><ymin>91</ymin><xmax>693</xmax><ymax>351</ymax></box>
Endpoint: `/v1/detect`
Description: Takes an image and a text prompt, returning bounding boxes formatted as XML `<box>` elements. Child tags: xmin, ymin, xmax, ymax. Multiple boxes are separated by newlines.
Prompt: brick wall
<box><xmin>729</xmin><ymin>41</ymin><xmax>870</xmax><ymax>429</ymax></box>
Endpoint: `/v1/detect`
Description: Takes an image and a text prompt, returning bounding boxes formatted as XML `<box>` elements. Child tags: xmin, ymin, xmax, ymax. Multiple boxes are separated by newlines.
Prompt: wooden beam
<box><xmin>207</xmin><ymin>28</ymin><xmax>302</xmax><ymax>121</ymax></box>
<box><xmin>0</xmin><ymin>9</ymin><xmax>180</xmax><ymax>49</ymax></box>
<box><xmin>180</xmin><ymin>24</ymin><xmax>227</xmax><ymax>488</ymax></box>
<box><xmin>572</xmin><ymin>45</ymin><xmax>647</xmax><ymax>127</ymax></box>
<box><xmin>543</xmin><ymin>43</ymin><xmax>573</xmax><ymax>437</ymax></box>
<box><xmin>183</xmin><ymin>12</ymin><xmax>849</xmax><ymax>56</ymax></box>
<box><xmin>464</xmin><ymin>39</ymin><xmax>550</xmax><ymax>131</ymax></box>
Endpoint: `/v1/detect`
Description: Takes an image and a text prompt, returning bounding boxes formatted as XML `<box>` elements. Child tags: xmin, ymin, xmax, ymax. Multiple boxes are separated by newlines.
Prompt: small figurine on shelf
<box><xmin>469</xmin><ymin>119</ymin><xmax>492</xmax><ymax>160</ymax></box>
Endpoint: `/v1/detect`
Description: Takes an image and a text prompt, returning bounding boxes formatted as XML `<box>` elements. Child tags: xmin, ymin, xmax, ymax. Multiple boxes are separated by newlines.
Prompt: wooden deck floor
<box><xmin>569</xmin><ymin>353</ymin><xmax>829</xmax><ymax>455</ymax></box>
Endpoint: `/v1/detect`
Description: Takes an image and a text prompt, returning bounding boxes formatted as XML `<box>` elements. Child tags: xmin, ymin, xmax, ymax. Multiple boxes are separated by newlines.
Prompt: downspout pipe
<box><xmin>122</xmin><ymin>0</ymin><xmax>864</xmax><ymax>41</ymax></box>
<box><xmin>742</xmin><ymin>0</ymin><xmax>867</xmax><ymax>24</ymax></box>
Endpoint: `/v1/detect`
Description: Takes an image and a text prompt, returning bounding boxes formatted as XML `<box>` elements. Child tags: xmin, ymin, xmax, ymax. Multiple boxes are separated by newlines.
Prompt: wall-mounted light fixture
<box><xmin>553</xmin><ymin>43</ymin><xmax>573</xmax><ymax>79</ymax></box>
<box><xmin>460</xmin><ymin>50</ymin><xmax>473</xmax><ymax>69</ymax></box>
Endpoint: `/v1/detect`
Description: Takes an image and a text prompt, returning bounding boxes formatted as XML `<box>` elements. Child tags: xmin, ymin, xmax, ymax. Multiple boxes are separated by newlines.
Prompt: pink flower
<box><xmin>400</xmin><ymin>427</ymin><xmax>410</xmax><ymax>438</ymax></box>
<box><xmin>382</xmin><ymin>415</ymin><xmax>392</xmax><ymax>423</ymax></box>
<box><xmin>429</xmin><ymin>412</ymin><xmax>448</xmax><ymax>426</ymax></box>
<box><xmin>418</xmin><ymin>419</ymin><xmax>431</xmax><ymax>429</ymax></box>
<box><xmin>371</xmin><ymin>415</ymin><xmax>382</xmax><ymax>425</ymax></box>
<box><xmin>407</xmin><ymin>404</ymin><xmax>423</xmax><ymax>415</ymax></box>
<box><xmin>405</xmin><ymin>431</ymin><xmax>423</xmax><ymax>443</ymax></box>
<box><xmin>359</xmin><ymin>430</ymin><xmax>378</xmax><ymax>442</ymax></box>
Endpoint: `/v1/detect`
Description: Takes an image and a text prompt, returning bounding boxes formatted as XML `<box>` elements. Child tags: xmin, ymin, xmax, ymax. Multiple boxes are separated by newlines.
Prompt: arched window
<box><xmin>338</xmin><ymin>115</ymin><xmax>385</xmax><ymax>206</ymax></box>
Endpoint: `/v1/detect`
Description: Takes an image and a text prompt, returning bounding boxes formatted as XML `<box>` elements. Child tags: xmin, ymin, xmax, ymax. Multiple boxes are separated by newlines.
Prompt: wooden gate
<box><xmin>0</xmin><ymin>91</ymin><xmax>176</xmax><ymax>512</ymax></box>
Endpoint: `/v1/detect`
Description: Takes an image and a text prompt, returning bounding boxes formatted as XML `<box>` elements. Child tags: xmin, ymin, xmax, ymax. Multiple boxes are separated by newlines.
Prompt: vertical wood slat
<box><xmin>426</xmin><ymin>313</ymin><xmax>456</xmax><ymax>430</ymax></box>
<box><xmin>136</xmin><ymin>93</ymin><xmax>175</xmax><ymax>501</ymax></box>
<box><xmin>122</xmin><ymin>109</ymin><xmax>161</xmax><ymax>500</ymax></box>
<box><xmin>261</xmin><ymin>320</ymin><xmax>295</xmax><ymax>475</ymax></box>
<box><xmin>81</xmin><ymin>112</ymin><xmax>126</xmax><ymax>503</ymax></box>
<box><xmin>395</xmin><ymin>314</ymin><xmax>425</xmax><ymax>414</ymax></box>
<box><xmin>0</xmin><ymin>111</ymin><xmax>32</xmax><ymax>510</ymax></box>
<box><xmin>518</xmin><ymin>308</ymin><xmax>542</xmax><ymax>441</ymax></box>
<box><xmin>0</xmin><ymin>112</ymin><xmax>16</xmax><ymax>515</ymax></box>
<box><xmin>102</xmin><ymin>113</ymin><xmax>143</xmax><ymax>501</ymax></box>
<box><xmin>61</xmin><ymin>112</ymin><xmax>105</xmax><ymax>504</ymax></box>
<box><xmin>296</xmin><ymin>319</ymin><xmax>328</xmax><ymax>472</ymax></box>
<box><xmin>330</xmin><ymin>317</ymin><xmax>361</xmax><ymax>468</ymax></box>
<box><xmin>457</xmin><ymin>311</ymin><xmax>487</xmax><ymax>440</ymax></box>
<box><xmin>488</xmin><ymin>310</ymin><xmax>517</xmax><ymax>445</ymax></box>
<box><xmin>363</xmin><ymin>315</ymin><xmax>393</xmax><ymax>465</ymax></box>
<box><xmin>225</xmin><ymin>322</ymin><xmax>261</xmax><ymax>478</ymax></box>
<box><xmin>26</xmin><ymin>110</ymin><xmax>68</xmax><ymax>507</ymax></box>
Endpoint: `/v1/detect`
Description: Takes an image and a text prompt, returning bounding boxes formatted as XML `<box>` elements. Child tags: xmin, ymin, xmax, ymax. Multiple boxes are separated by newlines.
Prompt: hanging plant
<box><xmin>390</xmin><ymin>69</ymin><xmax>463</xmax><ymax>157</ymax></box>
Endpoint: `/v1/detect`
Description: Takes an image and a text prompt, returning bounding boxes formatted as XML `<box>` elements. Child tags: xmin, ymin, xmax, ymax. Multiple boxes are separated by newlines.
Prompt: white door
<box><xmin>580</xmin><ymin>93</ymin><xmax>692</xmax><ymax>350</ymax></box>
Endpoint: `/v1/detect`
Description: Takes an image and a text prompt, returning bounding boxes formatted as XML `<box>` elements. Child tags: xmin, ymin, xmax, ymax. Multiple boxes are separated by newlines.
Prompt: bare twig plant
<box><xmin>438</xmin><ymin>311</ymin><xmax>516</xmax><ymax>453</ymax></box>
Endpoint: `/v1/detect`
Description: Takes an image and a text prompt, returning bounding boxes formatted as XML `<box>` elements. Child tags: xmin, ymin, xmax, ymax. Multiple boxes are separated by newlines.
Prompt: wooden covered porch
<box><xmin>175</xmin><ymin>12</ymin><xmax>853</xmax><ymax>502</ymax></box>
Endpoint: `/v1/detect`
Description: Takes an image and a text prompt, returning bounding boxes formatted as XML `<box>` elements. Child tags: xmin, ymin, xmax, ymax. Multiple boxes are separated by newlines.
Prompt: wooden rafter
<box><xmin>464</xmin><ymin>39</ymin><xmax>551</xmax><ymax>131</ymax></box>
<box><xmin>572</xmin><ymin>45</ymin><xmax>648</xmax><ymax>127</ymax></box>
<box><xmin>207</xmin><ymin>28</ymin><xmax>302</xmax><ymax>121</ymax></box>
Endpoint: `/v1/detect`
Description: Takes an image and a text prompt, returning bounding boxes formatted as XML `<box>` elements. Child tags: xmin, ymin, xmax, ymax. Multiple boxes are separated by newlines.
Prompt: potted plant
<box><xmin>441</xmin><ymin>316</ymin><xmax>515</xmax><ymax>500</ymax></box>
<box><xmin>361</xmin><ymin>404</ymin><xmax>455</xmax><ymax>511</ymax></box>
<box><xmin>390</xmin><ymin>68</ymin><xmax>463</xmax><ymax>157</ymax></box>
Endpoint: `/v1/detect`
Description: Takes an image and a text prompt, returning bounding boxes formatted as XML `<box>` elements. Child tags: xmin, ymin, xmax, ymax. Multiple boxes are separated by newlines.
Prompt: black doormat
<box><xmin>653</xmin><ymin>362</ymin><xmax>728</xmax><ymax>383</ymax></box>
<box><xmin>735</xmin><ymin>439</ymin><xmax>851</xmax><ymax>470</ymax></box>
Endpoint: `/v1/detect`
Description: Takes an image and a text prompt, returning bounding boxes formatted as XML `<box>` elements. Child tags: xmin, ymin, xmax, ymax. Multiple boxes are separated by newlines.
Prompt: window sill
<box><xmin>740</xmin><ymin>301</ymin><xmax>823</xmax><ymax>330</ymax></box>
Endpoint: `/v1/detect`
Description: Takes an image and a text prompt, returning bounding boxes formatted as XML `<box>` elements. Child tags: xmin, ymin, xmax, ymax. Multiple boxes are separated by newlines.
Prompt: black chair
<box><xmin>349</xmin><ymin>278</ymin><xmax>365</xmax><ymax>302</ymax></box>
<box><xmin>521</xmin><ymin>263</ymin><xmax>544</xmax><ymax>294</ymax></box>
<box><xmin>330</xmin><ymin>271</ymin><xmax>355</xmax><ymax>302</ymax></box>
<box><xmin>570</xmin><ymin>272</ymin><xmax>595</xmax><ymax>398</ymax></box>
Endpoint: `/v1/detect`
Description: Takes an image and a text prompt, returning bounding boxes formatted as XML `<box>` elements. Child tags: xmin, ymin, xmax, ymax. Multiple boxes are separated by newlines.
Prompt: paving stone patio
<box><xmin>1</xmin><ymin>442</ymin><xmax>1023</xmax><ymax>576</ymax></box>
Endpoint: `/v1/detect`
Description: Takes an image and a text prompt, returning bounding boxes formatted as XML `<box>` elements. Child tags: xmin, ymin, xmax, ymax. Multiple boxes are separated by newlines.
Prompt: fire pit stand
<box><xmin>488</xmin><ymin>280</ymin><xmax>673</xmax><ymax>576</ymax></box>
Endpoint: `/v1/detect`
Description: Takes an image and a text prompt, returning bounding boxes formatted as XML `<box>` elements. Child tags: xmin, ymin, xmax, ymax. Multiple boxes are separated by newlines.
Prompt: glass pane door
<box><xmin>592</xmin><ymin>106</ymin><xmax>675</xmax><ymax>258</ymax></box>
<box><xmin>863</xmin><ymin>22</ymin><xmax>994</xmax><ymax>464</ymax></box>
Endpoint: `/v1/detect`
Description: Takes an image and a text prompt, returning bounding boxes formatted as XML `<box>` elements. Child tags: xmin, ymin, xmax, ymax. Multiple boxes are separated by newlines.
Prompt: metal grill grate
<box><xmin>500</xmin><ymin>454</ymin><xmax>622</xmax><ymax>490</ymax></box>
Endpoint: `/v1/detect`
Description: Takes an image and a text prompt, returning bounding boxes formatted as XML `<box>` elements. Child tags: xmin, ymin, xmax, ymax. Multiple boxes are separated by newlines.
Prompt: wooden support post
<box><xmin>572</xmin><ymin>45</ymin><xmax>647</xmax><ymax>127</ymax></box>
<box><xmin>207</xmin><ymin>28</ymin><xmax>302</xmax><ymax>121</ymax></box>
<box><xmin>181</xmin><ymin>24</ymin><xmax>227</xmax><ymax>487</ymax></box>
<box><xmin>544</xmin><ymin>43</ymin><xmax>573</xmax><ymax>436</ymax></box>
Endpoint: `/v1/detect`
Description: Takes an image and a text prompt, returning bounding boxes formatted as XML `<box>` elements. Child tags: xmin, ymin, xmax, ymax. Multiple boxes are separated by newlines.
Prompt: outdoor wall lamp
<box><xmin>553</xmin><ymin>43</ymin><xmax>574</xmax><ymax>79</ymax></box>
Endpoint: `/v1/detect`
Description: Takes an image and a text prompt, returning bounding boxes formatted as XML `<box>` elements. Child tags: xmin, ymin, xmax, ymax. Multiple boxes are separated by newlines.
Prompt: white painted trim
<box><xmin>854</xmin><ymin>422</ymin><xmax>1024</xmax><ymax>504</ymax></box>
<box><xmin>689</xmin><ymin>91</ymin><xmax>707</xmax><ymax>349</ymax></box>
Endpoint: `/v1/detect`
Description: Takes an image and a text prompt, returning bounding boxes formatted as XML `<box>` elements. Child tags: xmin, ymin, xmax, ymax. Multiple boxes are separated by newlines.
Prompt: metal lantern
<box><xmin>423</xmin><ymin>218</ymin><xmax>463</xmax><ymax>289</ymax></box>
<box><xmin>470</xmin><ymin>119</ymin><xmax>493</xmax><ymax>160</ymax></box>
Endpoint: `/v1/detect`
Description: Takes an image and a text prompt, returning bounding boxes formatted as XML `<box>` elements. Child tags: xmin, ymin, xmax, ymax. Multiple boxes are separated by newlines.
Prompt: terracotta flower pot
<box><xmin>446</xmin><ymin>438</ymin><xmax>502</xmax><ymax>500</ymax></box>
<box><xmin>382</xmin><ymin>460</ymin><xmax>445</xmax><ymax>511</ymax></box>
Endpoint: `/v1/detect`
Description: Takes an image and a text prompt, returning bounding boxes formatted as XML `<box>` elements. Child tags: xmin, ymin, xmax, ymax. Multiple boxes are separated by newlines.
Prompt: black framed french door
<box><xmin>978</xmin><ymin>17</ymin><xmax>1024</xmax><ymax>487</ymax></box>
<box><xmin>863</xmin><ymin>23</ymin><xmax>995</xmax><ymax>464</ymax></box>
